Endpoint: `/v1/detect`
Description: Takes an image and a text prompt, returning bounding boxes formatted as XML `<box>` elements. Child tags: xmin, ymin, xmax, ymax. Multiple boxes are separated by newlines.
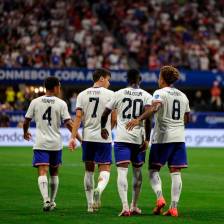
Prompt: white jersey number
<box><xmin>172</xmin><ymin>99</ymin><xmax>180</xmax><ymax>120</ymax></box>
<box><xmin>42</xmin><ymin>106</ymin><xmax>52</xmax><ymax>126</ymax></box>
<box><xmin>89</xmin><ymin>97</ymin><xmax>99</xmax><ymax>118</ymax></box>
<box><xmin>122</xmin><ymin>98</ymin><xmax>143</xmax><ymax>119</ymax></box>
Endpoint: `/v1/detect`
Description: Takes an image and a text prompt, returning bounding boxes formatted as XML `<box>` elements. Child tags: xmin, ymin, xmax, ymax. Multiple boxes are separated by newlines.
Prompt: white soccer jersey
<box><xmin>76</xmin><ymin>87</ymin><xmax>114</xmax><ymax>143</ymax></box>
<box><xmin>151</xmin><ymin>87</ymin><xmax>190</xmax><ymax>143</ymax></box>
<box><xmin>106</xmin><ymin>87</ymin><xmax>152</xmax><ymax>144</ymax></box>
<box><xmin>25</xmin><ymin>95</ymin><xmax>71</xmax><ymax>151</ymax></box>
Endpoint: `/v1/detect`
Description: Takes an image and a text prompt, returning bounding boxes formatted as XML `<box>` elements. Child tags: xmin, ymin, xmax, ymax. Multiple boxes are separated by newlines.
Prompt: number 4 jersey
<box><xmin>106</xmin><ymin>87</ymin><xmax>152</xmax><ymax>145</ymax></box>
<box><xmin>25</xmin><ymin>96</ymin><xmax>71</xmax><ymax>151</ymax></box>
<box><xmin>76</xmin><ymin>87</ymin><xmax>114</xmax><ymax>143</ymax></box>
<box><xmin>152</xmin><ymin>87</ymin><xmax>190</xmax><ymax>144</ymax></box>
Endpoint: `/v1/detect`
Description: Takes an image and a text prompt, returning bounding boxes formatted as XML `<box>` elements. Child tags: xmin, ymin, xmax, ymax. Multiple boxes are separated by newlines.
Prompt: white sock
<box><xmin>170</xmin><ymin>172</ymin><xmax>182</xmax><ymax>208</ymax></box>
<box><xmin>149</xmin><ymin>170</ymin><xmax>163</xmax><ymax>199</ymax></box>
<box><xmin>84</xmin><ymin>171</ymin><xmax>94</xmax><ymax>207</ymax></box>
<box><xmin>50</xmin><ymin>176</ymin><xmax>59</xmax><ymax>202</ymax></box>
<box><xmin>132</xmin><ymin>167</ymin><xmax>142</xmax><ymax>207</ymax></box>
<box><xmin>38</xmin><ymin>175</ymin><xmax>49</xmax><ymax>202</ymax></box>
<box><xmin>96</xmin><ymin>171</ymin><xmax>110</xmax><ymax>194</ymax></box>
<box><xmin>117</xmin><ymin>167</ymin><xmax>129</xmax><ymax>210</ymax></box>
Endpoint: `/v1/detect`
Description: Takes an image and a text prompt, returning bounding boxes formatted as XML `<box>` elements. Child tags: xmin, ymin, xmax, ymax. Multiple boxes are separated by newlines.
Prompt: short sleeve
<box><xmin>61</xmin><ymin>102</ymin><xmax>71</xmax><ymax>121</ymax></box>
<box><xmin>106</xmin><ymin>91</ymin><xmax>118</xmax><ymax>110</ymax></box>
<box><xmin>152</xmin><ymin>90</ymin><xmax>164</xmax><ymax>103</ymax></box>
<box><xmin>76</xmin><ymin>93</ymin><xmax>83</xmax><ymax>110</ymax></box>
<box><xmin>25</xmin><ymin>100</ymin><xmax>35</xmax><ymax>119</ymax></box>
<box><xmin>185</xmin><ymin>99</ymin><xmax>190</xmax><ymax>113</ymax></box>
<box><xmin>144</xmin><ymin>93</ymin><xmax>153</xmax><ymax>106</ymax></box>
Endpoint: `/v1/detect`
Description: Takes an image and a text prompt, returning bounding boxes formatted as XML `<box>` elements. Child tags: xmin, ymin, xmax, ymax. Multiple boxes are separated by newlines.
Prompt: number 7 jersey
<box><xmin>76</xmin><ymin>87</ymin><xmax>114</xmax><ymax>143</ymax></box>
<box><xmin>25</xmin><ymin>96</ymin><xmax>71</xmax><ymax>151</ymax></box>
<box><xmin>152</xmin><ymin>87</ymin><xmax>190</xmax><ymax>144</ymax></box>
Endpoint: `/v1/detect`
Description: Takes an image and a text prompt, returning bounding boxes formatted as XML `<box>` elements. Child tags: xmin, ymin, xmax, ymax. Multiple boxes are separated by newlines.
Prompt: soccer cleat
<box><xmin>87</xmin><ymin>206</ymin><xmax>94</xmax><ymax>213</ymax></box>
<box><xmin>130</xmin><ymin>204</ymin><xmax>142</xmax><ymax>215</ymax></box>
<box><xmin>93</xmin><ymin>189</ymin><xmax>101</xmax><ymax>210</ymax></box>
<box><xmin>153</xmin><ymin>197</ymin><xmax>166</xmax><ymax>215</ymax></box>
<box><xmin>43</xmin><ymin>201</ymin><xmax>51</xmax><ymax>212</ymax></box>
<box><xmin>49</xmin><ymin>202</ymin><xmax>56</xmax><ymax>211</ymax></box>
<box><xmin>163</xmin><ymin>208</ymin><xmax>178</xmax><ymax>217</ymax></box>
<box><xmin>118</xmin><ymin>209</ymin><xmax>131</xmax><ymax>217</ymax></box>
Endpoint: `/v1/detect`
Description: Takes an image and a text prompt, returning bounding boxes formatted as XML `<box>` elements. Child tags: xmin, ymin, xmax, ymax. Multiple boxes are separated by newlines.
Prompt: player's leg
<box><xmin>93</xmin><ymin>143</ymin><xmax>112</xmax><ymax>209</ymax></box>
<box><xmin>33</xmin><ymin>150</ymin><xmax>51</xmax><ymax>211</ymax></box>
<box><xmin>149</xmin><ymin>144</ymin><xmax>168</xmax><ymax>215</ymax></box>
<box><xmin>130</xmin><ymin>145</ymin><xmax>146</xmax><ymax>215</ymax></box>
<box><xmin>49</xmin><ymin>167</ymin><xmax>59</xmax><ymax>211</ymax></box>
<box><xmin>93</xmin><ymin>164</ymin><xmax>110</xmax><ymax>210</ymax></box>
<box><xmin>163</xmin><ymin>142</ymin><xmax>188</xmax><ymax>217</ymax></box>
<box><xmin>82</xmin><ymin>141</ymin><xmax>96</xmax><ymax>212</ymax></box>
<box><xmin>48</xmin><ymin>150</ymin><xmax>62</xmax><ymax>210</ymax></box>
<box><xmin>114</xmin><ymin>142</ymin><xmax>131</xmax><ymax>216</ymax></box>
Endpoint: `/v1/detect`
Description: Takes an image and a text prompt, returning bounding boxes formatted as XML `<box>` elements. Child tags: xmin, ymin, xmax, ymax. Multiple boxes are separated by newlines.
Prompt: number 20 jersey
<box><xmin>25</xmin><ymin>96</ymin><xmax>71</xmax><ymax>151</ymax></box>
<box><xmin>106</xmin><ymin>87</ymin><xmax>152</xmax><ymax>145</ymax></box>
<box><xmin>152</xmin><ymin>87</ymin><xmax>190</xmax><ymax>144</ymax></box>
<box><xmin>76</xmin><ymin>87</ymin><xmax>114</xmax><ymax>143</ymax></box>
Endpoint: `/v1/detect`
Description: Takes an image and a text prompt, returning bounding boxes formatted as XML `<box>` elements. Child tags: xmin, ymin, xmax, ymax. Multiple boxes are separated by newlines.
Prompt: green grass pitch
<box><xmin>0</xmin><ymin>147</ymin><xmax>223</xmax><ymax>224</ymax></box>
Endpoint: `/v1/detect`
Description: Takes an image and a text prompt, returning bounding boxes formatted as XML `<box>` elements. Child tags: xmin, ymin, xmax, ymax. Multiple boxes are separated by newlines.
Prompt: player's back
<box><xmin>77</xmin><ymin>87</ymin><xmax>114</xmax><ymax>143</ymax></box>
<box><xmin>26</xmin><ymin>95</ymin><xmax>70</xmax><ymax>150</ymax></box>
<box><xmin>113</xmin><ymin>87</ymin><xmax>152</xmax><ymax>144</ymax></box>
<box><xmin>152</xmin><ymin>87</ymin><xmax>190</xmax><ymax>143</ymax></box>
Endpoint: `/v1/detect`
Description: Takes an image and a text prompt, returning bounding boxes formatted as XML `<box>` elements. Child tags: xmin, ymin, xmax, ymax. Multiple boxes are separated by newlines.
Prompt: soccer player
<box><xmin>68</xmin><ymin>68</ymin><xmax>116</xmax><ymax>212</ymax></box>
<box><xmin>23</xmin><ymin>77</ymin><xmax>80</xmax><ymax>211</ymax></box>
<box><xmin>101</xmin><ymin>69</ymin><xmax>152</xmax><ymax>216</ymax></box>
<box><xmin>126</xmin><ymin>65</ymin><xmax>190</xmax><ymax>217</ymax></box>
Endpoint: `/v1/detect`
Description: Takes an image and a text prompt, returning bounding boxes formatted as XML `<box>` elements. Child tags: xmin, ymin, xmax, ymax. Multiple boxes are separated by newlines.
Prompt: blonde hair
<box><xmin>160</xmin><ymin>65</ymin><xmax>180</xmax><ymax>85</ymax></box>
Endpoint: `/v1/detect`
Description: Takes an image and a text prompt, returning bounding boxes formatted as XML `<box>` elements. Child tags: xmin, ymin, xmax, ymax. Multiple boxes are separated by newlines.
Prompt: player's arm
<box><xmin>126</xmin><ymin>102</ymin><xmax>160</xmax><ymax>131</ymax></box>
<box><xmin>23</xmin><ymin>118</ymin><xmax>32</xmax><ymax>141</ymax></box>
<box><xmin>68</xmin><ymin>109</ymin><xmax>83</xmax><ymax>151</ymax></box>
<box><xmin>140</xmin><ymin>106</ymin><xmax>152</xmax><ymax>151</ymax></box>
<box><xmin>64</xmin><ymin>119</ymin><xmax>82</xmax><ymax>143</ymax></box>
<box><xmin>111</xmin><ymin>110</ymin><xmax>117</xmax><ymax>129</ymax></box>
<box><xmin>101</xmin><ymin>108</ymin><xmax>112</xmax><ymax>139</ymax></box>
<box><xmin>184</xmin><ymin>112</ymin><xmax>190</xmax><ymax>125</ymax></box>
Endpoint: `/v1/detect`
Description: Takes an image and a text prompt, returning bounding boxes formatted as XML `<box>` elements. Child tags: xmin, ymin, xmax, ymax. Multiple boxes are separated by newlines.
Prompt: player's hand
<box><xmin>101</xmin><ymin>128</ymin><xmax>109</xmax><ymax>139</ymax></box>
<box><xmin>139</xmin><ymin>140</ymin><xmax>149</xmax><ymax>152</ymax></box>
<box><xmin>23</xmin><ymin>132</ymin><xmax>32</xmax><ymax>141</ymax></box>
<box><xmin>126</xmin><ymin>118</ymin><xmax>140</xmax><ymax>131</ymax></box>
<box><xmin>68</xmin><ymin>138</ymin><xmax>77</xmax><ymax>151</ymax></box>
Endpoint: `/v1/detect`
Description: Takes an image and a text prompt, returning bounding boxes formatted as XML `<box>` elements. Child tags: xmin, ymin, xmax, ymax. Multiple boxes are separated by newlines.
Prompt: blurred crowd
<box><xmin>94</xmin><ymin>0</ymin><xmax>224</xmax><ymax>70</ymax></box>
<box><xmin>0</xmin><ymin>0</ymin><xmax>224</xmax><ymax>70</ymax></box>
<box><xmin>0</xmin><ymin>0</ymin><xmax>128</xmax><ymax>69</ymax></box>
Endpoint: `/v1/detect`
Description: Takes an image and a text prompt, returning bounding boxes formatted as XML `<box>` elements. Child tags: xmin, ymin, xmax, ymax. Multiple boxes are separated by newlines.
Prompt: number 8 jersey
<box><xmin>152</xmin><ymin>87</ymin><xmax>190</xmax><ymax>144</ymax></box>
<box><xmin>25</xmin><ymin>96</ymin><xmax>71</xmax><ymax>151</ymax></box>
<box><xmin>76</xmin><ymin>87</ymin><xmax>114</xmax><ymax>143</ymax></box>
<box><xmin>106</xmin><ymin>87</ymin><xmax>152</xmax><ymax>145</ymax></box>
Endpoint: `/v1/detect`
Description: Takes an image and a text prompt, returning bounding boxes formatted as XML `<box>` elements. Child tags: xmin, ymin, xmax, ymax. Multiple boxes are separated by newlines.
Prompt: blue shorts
<box><xmin>149</xmin><ymin>142</ymin><xmax>188</xmax><ymax>168</ymax></box>
<box><xmin>114</xmin><ymin>142</ymin><xmax>146</xmax><ymax>166</ymax></box>
<box><xmin>82</xmin><ymin>141</ymin><xmax>112</xmax><ymax>164</ymax></box>
<box><xmin>33</xmin><ymin>150</ymin><xmax>62</xmax><ymax>168</ymax></box>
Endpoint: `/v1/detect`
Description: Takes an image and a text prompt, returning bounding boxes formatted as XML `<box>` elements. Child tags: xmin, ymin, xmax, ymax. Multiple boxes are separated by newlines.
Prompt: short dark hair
<box><xmin>160</xmin><ymin>65</ymin><xmax>180</xmax><ymax>85</ymax></box>
<box><xmin>44</xmin><ymin>77</ymin><xmax>60</xmax><ymax>90</ymax></box>
<box><xmin>92</xmin><ymin>68</ymin><xmax>111</xmax><ymax>82</ymax></box>
<box><xmin>127</xmin><ymin>69</ymin><xmax>141</xmax><ymax>85</ymax></box>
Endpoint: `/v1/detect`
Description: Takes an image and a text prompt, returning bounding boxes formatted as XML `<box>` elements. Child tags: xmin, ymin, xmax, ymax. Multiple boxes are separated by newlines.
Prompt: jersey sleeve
<box><xmin>106</xmin><ymin>91</ymin><xmax>118</xmax><ymax>110</ymax></box>
<box><xmin>76</xmin><ymin>93</ymin><xmax>83</xmax><ymax>110</ymax></box>
<box><xmin>185</xmin><ymin>98</ymin><xmax>190</xmax><ymax>113</ymax></box>
<box><xmin>144</xmin><ymin>93</ymin><xmax>153</xmax><ymax>106</ymax></box>
<box><xmin>61</xmin><ymin>102</ymin><xmax>71</xmax><ymax>121</ymax></box>
<box><xmin>25</xmin><ymin>100</ymin><xmax>35</xmax><ymax>119</ymax></box>
<box><xmin>152</xmin><ymin>90</ymin><xmax>164</xmax><ymax>103</ymax></box>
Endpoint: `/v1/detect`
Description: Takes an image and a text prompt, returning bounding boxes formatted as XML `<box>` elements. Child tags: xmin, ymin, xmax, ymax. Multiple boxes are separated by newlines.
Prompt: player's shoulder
<box><xmin>30</xmin><ymin>96</ymin><xmax>43</xmax><ymax>104</ymax></box>
<box><xmin>140</xmin><ymin>88</ymin><xmax>152</xmax><ymax>97</ymax></box>
<box><xmin>101</xmin><ymin>87</ymin><xmax>114</xmax><ymax>95</ymax></box>
<box><xmin>54</xmin><ymin>96</ymin><xmax>67</xmax><ymax>105</ymax></box>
